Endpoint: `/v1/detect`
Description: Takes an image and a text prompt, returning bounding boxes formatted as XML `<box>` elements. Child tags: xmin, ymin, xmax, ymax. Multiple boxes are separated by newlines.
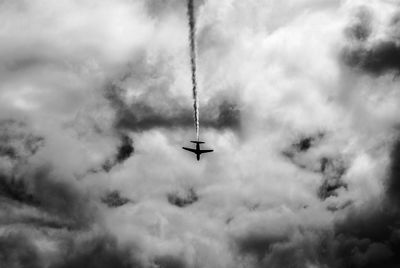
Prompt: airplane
<box><xmin>182</xmin><ymin>141</ymin><xmax>213</xmax><ymax>161</ymax></box>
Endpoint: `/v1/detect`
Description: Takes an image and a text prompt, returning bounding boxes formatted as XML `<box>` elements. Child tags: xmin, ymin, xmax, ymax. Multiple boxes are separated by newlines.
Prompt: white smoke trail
<box><xmin>187</xmin><ymin>0</ymin><xmax>199</xmax><ymax>140</ymax></box>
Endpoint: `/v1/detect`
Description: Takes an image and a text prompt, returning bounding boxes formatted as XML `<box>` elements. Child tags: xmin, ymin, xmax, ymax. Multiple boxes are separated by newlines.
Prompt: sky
<box><xmin>1</xmin><ymin>0</ymin><xmax>400</xmax><ymax>267</ymax></box>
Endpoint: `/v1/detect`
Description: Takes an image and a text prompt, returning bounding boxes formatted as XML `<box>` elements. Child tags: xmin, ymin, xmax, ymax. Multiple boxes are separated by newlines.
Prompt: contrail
<box><xmin>187</xmin><ymin>0</ymin><xmax>199</xmax><ymax>140</ymax></box>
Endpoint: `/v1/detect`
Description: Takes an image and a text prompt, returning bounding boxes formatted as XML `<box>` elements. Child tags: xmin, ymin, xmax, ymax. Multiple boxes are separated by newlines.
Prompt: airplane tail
<box><xmin>191</xmin><ymin>141</ymin><xmax>205</xmax><ymax>144</ymax></box>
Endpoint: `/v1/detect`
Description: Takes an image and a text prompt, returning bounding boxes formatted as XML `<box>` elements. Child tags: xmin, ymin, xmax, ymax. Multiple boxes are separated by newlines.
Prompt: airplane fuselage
<box><xmin>182</xmin><ymin>141</ymin><xmax>213</xmax><ymax>161</ymax></box>
<box><xmin>195</xmin><ymin>143</ymin><xmax>201</xmax><ymax>160</ymax></box>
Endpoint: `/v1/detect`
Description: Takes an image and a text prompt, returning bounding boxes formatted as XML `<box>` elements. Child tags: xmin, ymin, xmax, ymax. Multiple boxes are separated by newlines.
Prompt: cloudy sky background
<box><xmin>1</xmin><ymin>0</ymin><xmax>400</xmax><ymax>267</ymax></box>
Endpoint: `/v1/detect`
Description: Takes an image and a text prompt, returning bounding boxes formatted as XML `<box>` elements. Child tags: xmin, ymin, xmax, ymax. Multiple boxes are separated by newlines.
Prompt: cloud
<box><xmin>1</xmin><ymin>0</ymin><xmax>400</xmax><ymax>267</ymax></box>
<box><xmin>0</xmin><ymin>119</ymin><xmax>44</xmax><ymax>161</ymax></box>
<box><xmin>101</xmin><ymin>191</ymin><xmax>131</xmax><ymax>208</ymax></box>
<box><xmin>153</xmin><ymin>255</ymin><xmax>188</xmax><ymax>268</ymax></box>
<box><xmin>104</xmin><ymin>79</ymin><xmax>241</xmax><ymax>133</ymax></box>
<box><xmin>342</xmin><ymin>5</ymin><xmax>400</xmax><ymax>76</ymax></box>
<box><xmin>0</xmin><ymin>164</ymin><xmax>94</xmax><ymax>230</ymax></box>
<box><xmin>100</xmin><ymin>134</ymin><xmax>134</xmax><ymax>172</ymax></box>
<box><xmin>318</xmin><ymin>157</ymin><xmax>348</xmax><ymax>201</ymax></box>
<box><xmin>236</xmin><ymin>233</ymin><xmax>289</xmax><ymax>262</ymax></box>
<box><xmin>53</xmin><ymin>235</ymin><xmax>140</xmax><ymax>268</ymax></box>
<box><xmin>343</xmin><ymin>41</ymin><xmax>400</xmax><ymax>76</ymax></box>
<box><xmin>0</xmin><ymin>233</ymin><xmax>42</xmax><ymax>268</ymax></box>
<box><xmin>387</xmin><ymin>139</ymin><xmax>400</xmax><ymax>205</ymax></box>
<box><xmin>167</xmin><ymin>188</ymin><xmax>199</xmax><ymax>208</ymax></box>
<box><xmin>0</xmin><ymin>173</ymin><xmax>39</xmax><ymax>206</ymax></box>
<box><xmin>332</xmin><ymin>203</ymin><xmax>400</xmax><ymax>267</ymax></box>
<box><xmin>344</xmin><ymin>6</ymin><xmax>373</xmax><ymax>42</ymax></box>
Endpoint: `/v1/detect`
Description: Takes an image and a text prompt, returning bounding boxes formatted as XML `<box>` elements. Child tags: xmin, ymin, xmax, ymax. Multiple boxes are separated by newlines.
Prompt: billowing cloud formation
<box><xmin>1</xmin><ymin>0</ymin><xmax>400</xmax><ymax>267</ymax></box>
<box><xmin>105</xmin><ymin>81</ymin><xmax>241</xmax><ymax>133</ymax></box>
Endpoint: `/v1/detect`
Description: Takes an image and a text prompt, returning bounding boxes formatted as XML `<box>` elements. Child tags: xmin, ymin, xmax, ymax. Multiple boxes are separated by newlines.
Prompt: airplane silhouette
<box><xmin>182</xmin><ymin>141</ymin><xmax>213</xmax><ymax>161</ymax></box>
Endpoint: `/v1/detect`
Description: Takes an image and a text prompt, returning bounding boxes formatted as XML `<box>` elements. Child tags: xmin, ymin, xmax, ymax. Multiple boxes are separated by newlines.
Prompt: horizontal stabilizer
<box><xmin>191</xmin><ymin>141</ymin><xmax>205</xmax><ymax>144</ymax></box>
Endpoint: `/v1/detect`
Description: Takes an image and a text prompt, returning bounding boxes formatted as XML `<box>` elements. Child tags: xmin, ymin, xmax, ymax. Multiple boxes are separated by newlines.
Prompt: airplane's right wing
<box><xmin>199</xmin><ymin>149</ymin><xmax>213</xmax><ymax>154</ymax></box>
<box><xmin>182</xmin><ymin>147</ymin><xmax>197</xmax><ymax>153</ymax></box>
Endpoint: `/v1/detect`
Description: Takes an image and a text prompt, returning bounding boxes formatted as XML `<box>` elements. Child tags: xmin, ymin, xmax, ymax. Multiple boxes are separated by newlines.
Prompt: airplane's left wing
<box><xmin>199</xmin><ymin>149</ymin><xmax>213</xmax><ymax>154</ymax></box>
<box><xmin>182</xmin><ymin>147</ymin><xmax>197</xmax><ymax>153</ymax></box>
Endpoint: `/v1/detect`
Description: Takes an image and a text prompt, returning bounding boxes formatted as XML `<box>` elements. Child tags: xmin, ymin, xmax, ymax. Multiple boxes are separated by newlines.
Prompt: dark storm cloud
<box><xmin>332</xmin><ymin>205</ymin><xmax>400</xmax><ymax>268</ymax></box>
<box><xmin>343</xmin><ymin>41</ymin><xmax>400</xmax><ymax>76</ymax></box>
<box><xmin>0</xmin><ymin>230</ymin><xmax>142</xmax><ymax>268</ymax></box>
<box><xmin>0</xmin><ymin>124</ymin><xmax>135</xmax><ymax>266</ymax></box>
<box><xmin>54</xmin><ymin>235</ymin><xmax>139</xmax><ymax>268</ymax></box>
<box><xmin>30</xmin><ymin>167</ymin><xmax>93</xmax><ymax>228</ymax></box>
<box><xmin>0</xmin><ymin>166</ymin><xmax>135</xmax><ymax>267</ymax></box>
<box><xmin>234</xmin><ymin>229</ymin><xmax>338</xmax><ymax>268</ymax></box>
<box><xmin>236</xmin><ymin>233</ymin><xmax>289</xmax><ymax>262</ymax></box>
<box><xmin>315</xmin><ymin>14</ymin><xmax>400</xmax><ymax>266</ymax></box>
<box><xmin>153</xmin><ymin>255</ymin><xmax>187</xmax><ymax>268</ymax></box>
<box><xmin>167</xmin><ymin>188</ymin><xmax>198</xmax><ymax>208</ymax></box>
<box><xmin>0</xmin><ymin>165</ymin><xmax>93</xmax><ymax>229</ymax></box>
<box><xmin>101</xmin><ymin>190</ymin><xmax>131</xmax><ymax>208</ymax></box>
<box><xmin>234</xmin><ymin>214</ymin><xmax>399</xmax><ymax>268</ymax></box>
<box><xmin>0</xmin><ymin>119</ymin><xmax>92</xmax><ymax>230</ymax></box>
<box><xmin>387</xmin><ymin>139</ymin><xmax>400</xmax><ymax>205</ymax></box>
<box><xmin>342</xmin><ymin>9</ymin><xmax>400</xmax><ymax>76</ymax></box>
<box><xmin>319</xmin><ymin>138</ymin><xmax>400</xmax><ymax>268</ymax></box>
<box><xmin>0</xmin><ymin>174</ymin><xmax>39</xmax><ymax>206</ymax></box>
<box><xmin>0</xmin><ymin>121</ymin><xmax>92</xmax><ymax>229</ymax></box>
<box><xmin>0</xmin><ymin>120</ymin><xmax>86</xmax><ymax>224</ymax></box>
<box><xmin>53</xmin><ymin>234</ymin><xmax>188</xmax><ymax>268</ymax></box>
<box><xmin>1</xmin><ymin>215</ymin><xmax>77</xmax><ymax>230</ymax></box>
<box><xmin>105</xmin><ymin>82</ymin><xmax>241</xmax><ymax>133</ymax></box>
<box><xmin>0</xmin><ymin>233</ymin><xmax>42</xmax><ymax>268</ymax></box>
<box><xmin>0</xmin><ymin>144</ymin><xmax>17</xmax><ymax>159</ymax></box>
